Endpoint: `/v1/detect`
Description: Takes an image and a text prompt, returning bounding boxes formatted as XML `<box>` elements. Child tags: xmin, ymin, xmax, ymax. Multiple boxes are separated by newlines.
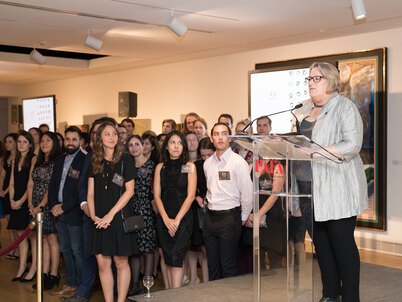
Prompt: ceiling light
<box><xmin>351</xmin><ymin>0</ymin><xmax>367</xmax><ymax>20</ymax></box>
<box><xmin>85</xmin><ymin>35</ymin><xmax>103</xmax><ymax>51</ymax></box>
<box><xmin>167</xmin><ymin>12</ymin><xmax>187</xmax><ymax>37</ymax></box>
<box><xmin>30</xmin><ymin>48</ymin><xmax>46</xmax><ymax>65</ymax></box>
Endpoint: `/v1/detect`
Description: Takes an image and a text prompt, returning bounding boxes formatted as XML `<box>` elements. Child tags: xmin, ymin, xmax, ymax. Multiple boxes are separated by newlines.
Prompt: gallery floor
<box><xmin>1</xmin><ymin>221</ymin><xmax>401</xmax><ymax>302</ymax></box>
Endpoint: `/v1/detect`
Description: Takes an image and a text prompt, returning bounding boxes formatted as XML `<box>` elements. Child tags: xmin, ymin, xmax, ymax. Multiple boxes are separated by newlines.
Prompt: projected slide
<box><xmin>23</xmin><ymin>95</ymin><xmax>56</xmax><ymax>132</ymax></box>
<box><xmin>250</xmin><ymin>68</ymin><xmax>310</xmax><ymax>134</ymax></box>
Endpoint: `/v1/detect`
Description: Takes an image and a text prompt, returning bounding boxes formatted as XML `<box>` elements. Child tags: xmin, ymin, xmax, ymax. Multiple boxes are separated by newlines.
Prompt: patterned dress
<box><xmin>131</xmin><ymin>159</ymin><xmax>155</xmax><ymax>253</ymax></box>
<box><xmin>32</xmin><ymin>161</ymin><xmax>56</xmax><ymax>235</ymax></box>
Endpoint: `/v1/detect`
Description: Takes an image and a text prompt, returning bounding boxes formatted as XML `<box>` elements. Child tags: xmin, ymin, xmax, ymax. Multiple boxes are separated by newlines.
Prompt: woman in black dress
<box><xmin>7</xmin><ymin>131</ymin><xmax>35</xmax><ymax>281</ymax></box>
<box><xmin>153</xmin><ymin>130</ymin><xmax>196</xmax><ymax>288</ymax></box>
<box><xmin>0</xmin><ymin>133</ymin><xmax>18</xmax><ymax>258</ymax></box>
<box><xmin>87</xmin><ymin>122</ymin><xmax>137</xmax><ymax>302</ymax></box>
<box><xmin>25</xmin><ymin>132</ymin><xmax>61</xmax><ymax>284</ymax></box>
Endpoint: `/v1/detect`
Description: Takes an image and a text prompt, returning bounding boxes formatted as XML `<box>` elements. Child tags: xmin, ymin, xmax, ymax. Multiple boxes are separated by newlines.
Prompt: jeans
<box><xmin>76</xmin><ymin>215</ymin><xmax>98</xmax><ymax>299</ymax></box>
<box><xmin>56</xmin><ymin>221</ymin><xmax>84</xmax><ymax>287</ymax></box>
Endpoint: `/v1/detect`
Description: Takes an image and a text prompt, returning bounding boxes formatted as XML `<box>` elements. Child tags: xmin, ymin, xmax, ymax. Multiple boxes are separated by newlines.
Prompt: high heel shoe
<box><xmin>12</xmin><ymin>267</ymin><xmax>28</xmax><ymax>282</ymax></box>
<box><xmin>44</xmin><ymin>274</ymin><xmax>60</xmax><ymax>290</ymax></box>
<box><xmin>33</xmin><ymin>273</ymin><xmax>49</xmax><ymax>289</ymax></box>
<box><xmin>20</xmin><ymin>272</ymin><xmax>36</xmax><ymax>282</ymax></box>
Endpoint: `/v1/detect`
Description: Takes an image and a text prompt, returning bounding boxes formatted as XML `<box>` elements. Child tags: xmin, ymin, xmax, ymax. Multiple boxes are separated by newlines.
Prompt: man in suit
<box><xmin>49</xmin><ymin>126</ymin><xmax>88</xmax><ymax>297</ymax></box>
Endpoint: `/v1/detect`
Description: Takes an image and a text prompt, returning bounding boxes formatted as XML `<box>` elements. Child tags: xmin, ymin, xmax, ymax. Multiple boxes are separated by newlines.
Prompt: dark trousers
<box><xmin>76</xmin><ymin>215</ymin><xmax>98</xmax><ymax>299</ymax></box>
<box><xmin>202</xmin><ymin>208</ymin><xmax>242</xmax><ymax>281</ymax></box>
<box><xmin>314</xmin><ymin>216</ymin><xmax>360</xmax><ymax>302</ymax></box>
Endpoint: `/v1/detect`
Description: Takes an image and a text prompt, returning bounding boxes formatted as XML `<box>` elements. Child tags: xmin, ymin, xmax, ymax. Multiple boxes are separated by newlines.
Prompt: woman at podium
<box><xmin>294</xmin><ymin>62</ymin><xmax>367</xmax><ymax>302</ymax></box>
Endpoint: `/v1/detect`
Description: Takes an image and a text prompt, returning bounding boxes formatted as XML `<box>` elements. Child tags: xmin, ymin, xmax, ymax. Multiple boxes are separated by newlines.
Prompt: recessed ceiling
<box><xmin>0</xmin><ymin>0</ymin><xmax>402</xmax><ymax>85</ymax></box>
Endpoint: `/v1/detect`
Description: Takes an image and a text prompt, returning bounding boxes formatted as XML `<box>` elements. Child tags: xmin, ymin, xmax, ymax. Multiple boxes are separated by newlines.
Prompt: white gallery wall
<box><xmin>2</xmin><ymin>26</ymin><xmax>402</xmax><ymax>253</ymax></box>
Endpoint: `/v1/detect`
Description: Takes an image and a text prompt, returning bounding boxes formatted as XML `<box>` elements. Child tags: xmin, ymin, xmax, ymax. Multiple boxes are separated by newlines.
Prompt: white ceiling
<box><xmin>0</xmin><ymin>0</ymin><xmax>401</xmax><ymax>85</ymax></box>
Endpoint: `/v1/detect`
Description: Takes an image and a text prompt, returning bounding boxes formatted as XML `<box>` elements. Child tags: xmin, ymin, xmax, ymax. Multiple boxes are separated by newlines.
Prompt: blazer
<box><xmin>293</xmin><ymin>93</ymin><xmax>368</xmax><ymax>221</ymax></box>
<box><xmin>48</xmin><ymin>149</ymin><xmax>88</xmax><ymax>226</ymax></box>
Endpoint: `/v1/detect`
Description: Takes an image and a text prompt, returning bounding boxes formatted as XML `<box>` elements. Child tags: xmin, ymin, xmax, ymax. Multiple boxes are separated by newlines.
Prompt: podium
<box><xmin>232</xmin><ymin>134</ymin><xmax>336</xmax><ymax>302</ymax></box>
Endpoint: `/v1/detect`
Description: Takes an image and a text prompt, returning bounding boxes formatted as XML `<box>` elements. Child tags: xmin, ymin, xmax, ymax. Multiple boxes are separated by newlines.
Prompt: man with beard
<box><xmin>49</xmin><ymin>126</ymin><xmax>88</xmax><ymax>297</ymax></box>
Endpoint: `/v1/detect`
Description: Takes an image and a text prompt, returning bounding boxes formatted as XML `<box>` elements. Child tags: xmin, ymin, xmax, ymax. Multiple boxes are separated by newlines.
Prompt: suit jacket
<box><xmin>48</xmin><ymin>149</ymin><xmax>88</xmax><ymax>226</ymax></box>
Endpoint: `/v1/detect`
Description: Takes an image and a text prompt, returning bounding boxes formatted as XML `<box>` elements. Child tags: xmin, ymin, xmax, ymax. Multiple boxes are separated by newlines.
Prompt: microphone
<box><xmin>241</xmin><ymin>103</ymin><xmax>303</xmax><ymax>133</ymax></box>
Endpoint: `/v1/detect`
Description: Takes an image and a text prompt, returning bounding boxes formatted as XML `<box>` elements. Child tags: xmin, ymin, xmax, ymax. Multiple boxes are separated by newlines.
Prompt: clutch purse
<box><xmin>122</xmin><ymin>213</ymin><xmax>145</xmax><ymax>233</ymax></box>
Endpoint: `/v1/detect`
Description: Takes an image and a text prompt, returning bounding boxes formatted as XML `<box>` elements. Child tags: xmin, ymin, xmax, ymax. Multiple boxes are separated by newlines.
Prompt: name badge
<box><xmin>112</xmin><ymin>173</ymin><xmax>125</xmax><ymax>187</ymax></box>
<box><xmin>219</xmin><ymin>171</ymin><xmax>230</xmax><ymax>180</ymax></box>
<box><xmin>181</xmin><ymin>163</ymin><xmax>193</xmax><ymax>174</ymax></box>
<box><xmin>68</xmin><ymin>167</ymin><xmax>80</xmax><ymax>179</ymax></box>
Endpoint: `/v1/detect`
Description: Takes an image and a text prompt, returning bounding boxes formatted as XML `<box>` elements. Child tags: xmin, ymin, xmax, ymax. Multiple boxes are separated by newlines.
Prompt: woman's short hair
<box><xmin>309</xmin><ymin>62</ymin><xmax>341</xmax><ymax>94</ymax></box>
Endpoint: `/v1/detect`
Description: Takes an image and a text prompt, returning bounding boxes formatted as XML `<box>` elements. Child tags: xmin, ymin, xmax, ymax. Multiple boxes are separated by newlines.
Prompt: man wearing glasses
<box><xmin>203</xmin><ymin>122</ymin><xmax>253</xmax><ymax>281</ymax></box>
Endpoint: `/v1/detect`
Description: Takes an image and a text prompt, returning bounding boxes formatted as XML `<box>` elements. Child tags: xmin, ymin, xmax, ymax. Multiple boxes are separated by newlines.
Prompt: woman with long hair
<box><xmin>153</xmin><ymin>130</ymin><xmax>196</xmax><ymax>288</ymax></box>
<box><xmin>87</xmin><ymin>122</ymin><xmax>138</xmax><ymax>302</ymax></box>
<box><xmin>127</xmin><ymin>135</ymin><xmax>156</xmax><ymax>294</ymax></box>
<box><xmin>25</xmin><ymin>132</ymin><xmax>62</xmax><ymax>288</ymax></box>
<box><xmin>7</xmin><ymin>131</ymin><xmax>35</xmax><ymax>281</ymax></box>
<box><xmin>142</xmin><ymin>132</ymin><xmax>161</xmax><ymax>165</ymax></box>
<box><xmin>193</xmin><ymin>118</ymin><xmax>208</xmax><ymax>141</ymax></box>
<box><xmin>28</xmin><ymin>127</ymin><xmax>42</xmax><ymax>155</ymax></box>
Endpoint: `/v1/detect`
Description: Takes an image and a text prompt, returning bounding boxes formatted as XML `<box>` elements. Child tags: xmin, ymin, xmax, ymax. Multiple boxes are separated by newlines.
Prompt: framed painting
<box><xmin>253</xmin><ymin>48</ymin><xmax>387</xmax><ymax>230</ymax></box>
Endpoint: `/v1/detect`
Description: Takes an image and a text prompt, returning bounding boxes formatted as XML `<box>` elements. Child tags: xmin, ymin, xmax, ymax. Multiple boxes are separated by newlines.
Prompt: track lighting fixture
<box><xmin>85</xmin><ymin>35</ymin><xmax>103</xmax><ymax>51</ymax></box>
<box><xmin>167</xmin><ymin>11</ymin><xmax>187</xmax><ymax>37</ymax></box>
<box><xmin>351</xmin><ymin>0</ymin><xmax>367</xmax><ymax>20</ymax></box>
<box><xmin>30</xmin><ymin>48</ymin><xmax>46</xmax><ymax>65</ymax></box>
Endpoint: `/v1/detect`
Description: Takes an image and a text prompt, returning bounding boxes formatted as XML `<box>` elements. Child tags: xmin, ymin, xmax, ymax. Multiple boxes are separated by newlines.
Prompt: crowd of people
<box><xmin>0</xmin><ymin>62</ymin><xmax>367</xmax><ymax>302</ymax></box>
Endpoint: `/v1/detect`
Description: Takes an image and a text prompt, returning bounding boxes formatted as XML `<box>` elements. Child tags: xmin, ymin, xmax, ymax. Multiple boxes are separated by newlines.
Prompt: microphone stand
<box><xmin>241</xmin><ymin>104</ymin><xmax>303</xmax><ymax>133</ymax></box>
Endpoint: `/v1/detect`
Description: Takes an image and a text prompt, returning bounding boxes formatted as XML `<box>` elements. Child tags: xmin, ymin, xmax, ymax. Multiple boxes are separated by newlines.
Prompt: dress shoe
<box><xmin>12</xmin><ymin>267</ymin><xmax>28</xmax><ymax>281</ymax></box>
<box><xmin>32</xmin><ymin>273</ymin><xmax>49</xmax><ymax>289</ymax></box>
<box><xmin>319</xmin><ymin>297</ymin><xmax>341</xmax><ymax>302</ymax></box>
<box><xmin>44</xmin><ymin>274</ymin><xmax>60</xmax><ymax>290</ymax></box>
<box><xmin>60</xmin><ymin>294</ymin><xmax>88</xmax><ymax>302</ymax></box>
<box><xmin>128</xmin><ymin>282</ymin><xmax>141</xmax><ymax>296</ymax></box>
<box><xmin>50</xmin><ymin>285</ymin><xmax>77</xmax><ymax>297</ymax></box>
<box><xmin>20</xmin><ymin>273</ymin><xmax>36</xmax><ymax>282</ymax></box>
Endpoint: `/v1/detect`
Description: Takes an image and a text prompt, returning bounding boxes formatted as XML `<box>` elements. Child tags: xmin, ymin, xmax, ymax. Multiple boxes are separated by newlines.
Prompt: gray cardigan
<box><xmin>294</xmin><ymin>93</ymin><xmax>368</xmax><ymax>221</ymax></box>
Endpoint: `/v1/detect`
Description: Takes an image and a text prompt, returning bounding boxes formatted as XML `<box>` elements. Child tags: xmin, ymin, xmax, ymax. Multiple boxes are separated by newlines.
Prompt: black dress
<box><xmin>7</xmin><ymin>162</ymin><xmax>31</xmax><ymax>230</ymax></box>
<box><xmin>89</xmin><ymin>153</ymin><xmax>138</xmax><ymax>256</ymax></box>
<box><xmin>1</xmin><ymin>160</ymin><xmax>12</xmax><ymax>215</ymax></box>
<box><xmin>157</xmin><ymin>159</ymin><xmax>193</xmax><ymax>267</ymax></box>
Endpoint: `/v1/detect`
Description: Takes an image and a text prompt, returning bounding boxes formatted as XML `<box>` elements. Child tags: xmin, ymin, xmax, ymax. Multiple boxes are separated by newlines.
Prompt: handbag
<box><xmin>122</xmin><ymin>212</ymin><xmax>145</xmax><ymax>233</ymax></box>
<box><xmin>118</xmin><ymin>159</ymin><xmax>145</xmax><ymax>233</ymax></box>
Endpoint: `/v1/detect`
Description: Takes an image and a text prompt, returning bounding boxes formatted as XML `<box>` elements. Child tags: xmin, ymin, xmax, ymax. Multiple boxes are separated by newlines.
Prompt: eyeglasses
<box><xmin>305</xmin><ymin>76</ymin><xmax>326</xmax><ymax>83</ymax></box>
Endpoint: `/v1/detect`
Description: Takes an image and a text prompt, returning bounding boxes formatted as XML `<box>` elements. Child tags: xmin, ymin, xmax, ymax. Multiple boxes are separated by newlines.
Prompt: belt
<box><xmin>207</xmin><ymin>206</ymin><xmax>240</xmax><ymax>216</ymax></box>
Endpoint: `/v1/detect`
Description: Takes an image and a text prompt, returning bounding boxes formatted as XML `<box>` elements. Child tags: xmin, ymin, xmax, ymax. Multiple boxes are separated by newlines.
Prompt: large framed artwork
<box><xmin>252</xmin><ymin>48</ymin><xmax>387</xmax><ymax>230</ymax></box>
